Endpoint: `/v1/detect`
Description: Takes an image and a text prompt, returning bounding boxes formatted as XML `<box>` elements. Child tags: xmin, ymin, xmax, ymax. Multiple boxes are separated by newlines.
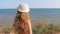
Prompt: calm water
<box><xmin>1</xmin><ymin>9</ymin><xmax>60</xmax><ymax>17</ymax></box>
<box><xmin>0</xmin><ymin>8</ymin><xmax>60</xmax><ymax>25</ymax></box>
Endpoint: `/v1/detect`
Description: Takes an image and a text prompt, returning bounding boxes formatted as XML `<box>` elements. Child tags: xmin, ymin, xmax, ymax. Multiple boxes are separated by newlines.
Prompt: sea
<box><xmin>0</xmin><ymin>8</ymin><xmax>60</xmax><ymax>26</ymax></box>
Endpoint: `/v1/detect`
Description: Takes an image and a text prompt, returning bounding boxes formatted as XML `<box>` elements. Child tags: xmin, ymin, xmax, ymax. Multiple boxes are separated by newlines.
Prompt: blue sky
<box><xmin>0</xmin><ymin>0</ymin><xmax>60</xmax><ymax>9</ymax></box>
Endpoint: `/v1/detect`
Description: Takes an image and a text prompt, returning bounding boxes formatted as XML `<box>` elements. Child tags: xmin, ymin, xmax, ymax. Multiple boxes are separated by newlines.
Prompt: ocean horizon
<box><xmin>0</xmin><ymin>8</ymin><xmax>60</xmax><ymax>26</ymax></box>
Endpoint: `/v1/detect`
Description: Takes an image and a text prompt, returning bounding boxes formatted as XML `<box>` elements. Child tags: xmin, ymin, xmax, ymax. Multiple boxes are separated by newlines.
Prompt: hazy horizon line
<box><xmin>1</xmin><ymin>8</ymin><xmax>60</xmax><ymax>9</ymax></box>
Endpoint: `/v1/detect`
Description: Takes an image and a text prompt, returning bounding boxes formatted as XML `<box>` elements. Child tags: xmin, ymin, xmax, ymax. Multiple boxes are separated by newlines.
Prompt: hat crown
<box><xmin>18</xmin><ymin>3</ymin><xmax>29</xmax><ymax>12</ymax></box>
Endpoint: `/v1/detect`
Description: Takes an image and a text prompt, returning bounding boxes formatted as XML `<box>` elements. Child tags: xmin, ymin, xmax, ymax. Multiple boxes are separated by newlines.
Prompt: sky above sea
<box><xmin>0</xmin><ymin>0</ymin><xmax>60</xmax><ymax>9</ymax></box>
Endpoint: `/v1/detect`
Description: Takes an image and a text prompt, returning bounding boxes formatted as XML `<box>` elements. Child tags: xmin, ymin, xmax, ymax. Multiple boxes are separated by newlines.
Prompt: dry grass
<box><xmin>0</xmin><ymin>23</ymin><xmax>60</xmax><ymax>34</ymax></box>
<box><xmin>32</xmin><ymin>23</ymin><xmax>60</xmax><ymax>34</ymax></box>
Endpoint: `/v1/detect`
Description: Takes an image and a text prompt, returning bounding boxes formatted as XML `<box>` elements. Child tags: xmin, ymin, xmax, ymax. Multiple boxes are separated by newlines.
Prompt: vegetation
<box><xmin>0</xmin><ymin>23</ymin><xmax>60</xmax><ymax>34</ymax></box>
<box><xmin>0</xmin><ymin>27</ymin><xmax>11</xmax><ymax>34</ymax></box>
<box><xmin>3</xmin><ymin>27</ymin><xmax>11</xmax><ymax>33</ymax></box>
<box><xmin>32</xmin><ymin>23</ymin><xmax>60</xmax><ymax>34</ymax></box>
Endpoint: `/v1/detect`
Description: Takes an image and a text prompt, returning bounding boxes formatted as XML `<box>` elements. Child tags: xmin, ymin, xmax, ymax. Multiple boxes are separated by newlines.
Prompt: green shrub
<box><xmin>32</xmin><ymin>23</ymin><xmax>60</xmax><ymax>34</ymax></box>
<box><xmin>3</xmin><ymin>27</ymin><xmax>11</xmax><ymax>33</ymax></box>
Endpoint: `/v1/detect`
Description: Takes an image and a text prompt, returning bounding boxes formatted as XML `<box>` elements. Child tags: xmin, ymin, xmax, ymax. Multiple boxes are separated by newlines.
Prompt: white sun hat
<box><xmin>18</xmin><ymin>3</ymin><xmax>30</xmax><ymax>12</ymax></box>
